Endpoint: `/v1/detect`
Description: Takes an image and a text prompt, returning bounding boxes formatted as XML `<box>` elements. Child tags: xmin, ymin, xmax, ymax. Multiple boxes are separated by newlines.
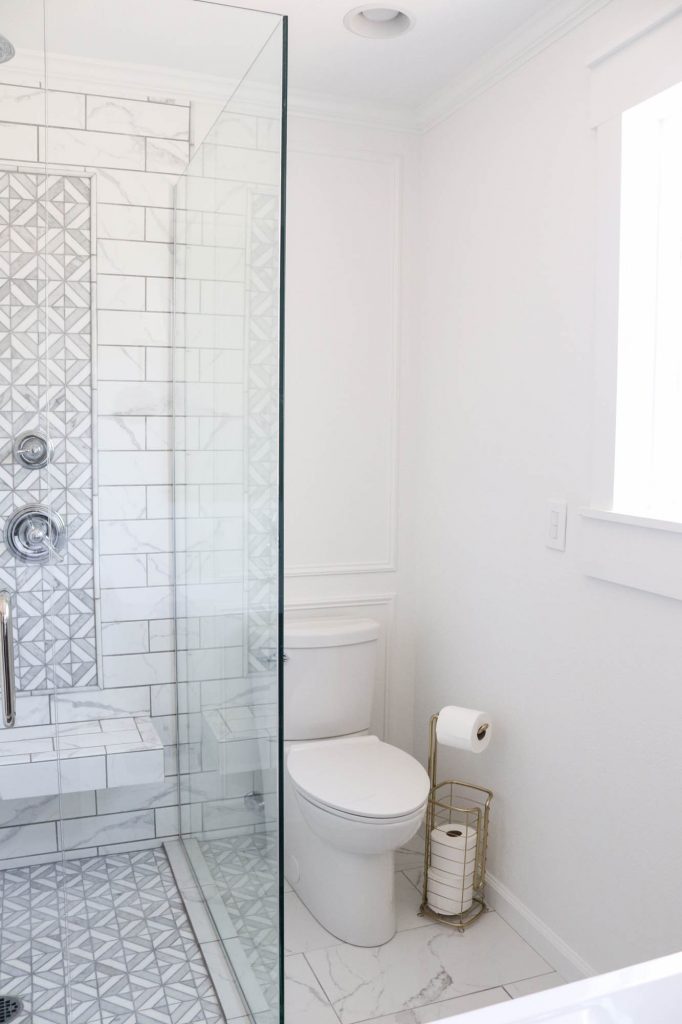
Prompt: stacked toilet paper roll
<box><xmin>427</xmin><ymin>822</ymin><xmax>477</xmax><ymax>916</ymax></box>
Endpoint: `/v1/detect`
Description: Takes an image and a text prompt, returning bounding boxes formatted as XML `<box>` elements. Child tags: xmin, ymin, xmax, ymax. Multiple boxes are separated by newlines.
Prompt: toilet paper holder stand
<box><xmin>419</xmin><ymin>712</ymin><xmax>493</xmax><ymax>932</ymax></box>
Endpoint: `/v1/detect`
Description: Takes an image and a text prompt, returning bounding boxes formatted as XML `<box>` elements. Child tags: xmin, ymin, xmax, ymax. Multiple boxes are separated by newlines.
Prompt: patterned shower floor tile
<box><xmin>0</xmin><ymin>847</ymin><xmax>226</xmax><ymax>1024</ymax></box>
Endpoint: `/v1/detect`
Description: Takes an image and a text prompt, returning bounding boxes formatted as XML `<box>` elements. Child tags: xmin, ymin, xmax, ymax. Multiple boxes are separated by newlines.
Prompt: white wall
<box><xmin>284</xmin><ymin>114</ymin><xmax>419</xmax><ymax>752</ymax></box>
<box><xmin>413</xmin><ymin>0</ymin><xmax>682</xmax><ymax>978</ymax></box>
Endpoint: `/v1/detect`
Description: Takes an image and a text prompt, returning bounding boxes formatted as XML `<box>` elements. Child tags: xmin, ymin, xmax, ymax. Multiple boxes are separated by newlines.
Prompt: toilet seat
<box><xmin>287</xmin><ymin>735</ymin><xmax>430</xmax><ymax>821</ymax></box>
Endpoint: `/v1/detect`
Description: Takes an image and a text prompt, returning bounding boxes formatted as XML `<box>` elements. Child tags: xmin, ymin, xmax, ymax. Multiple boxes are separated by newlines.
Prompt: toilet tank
<box><xmin>283</xmin><ymin>618</ymin><xmax>380</xmax><ymax>741</ymax></box>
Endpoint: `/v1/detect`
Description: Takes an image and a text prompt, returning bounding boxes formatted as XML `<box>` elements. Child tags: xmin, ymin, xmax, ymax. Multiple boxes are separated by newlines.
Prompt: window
<box><xmin>613</xmin><ymin>81</ymin><xmax>682</xmax><ymax>521</ymax></box>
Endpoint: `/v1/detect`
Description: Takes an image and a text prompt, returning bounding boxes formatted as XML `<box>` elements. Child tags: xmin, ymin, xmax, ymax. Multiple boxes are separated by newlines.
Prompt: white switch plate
<box><xmin>546</xmin><ymin>500</ymin><xmax>567</xmax><ymax>551</ymax></box>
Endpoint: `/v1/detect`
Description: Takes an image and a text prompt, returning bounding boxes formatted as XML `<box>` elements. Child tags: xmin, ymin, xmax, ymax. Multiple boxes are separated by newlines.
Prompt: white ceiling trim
<box><xmin>5</xmin><ymin>1</ymin><xmax>613</xmax><ymax>137</ymax></box>
<box><xmin>415</xmin><ymin>0</ymin><xmax>615</xmax><ymax>132</ymax></box>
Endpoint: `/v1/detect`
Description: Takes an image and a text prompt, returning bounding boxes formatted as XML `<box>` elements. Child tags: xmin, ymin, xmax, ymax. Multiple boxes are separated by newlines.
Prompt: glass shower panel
<box><xmin>174</xmin><ymin>21</ymin><xmax>286</xmax><ymax>1023</ymax></box>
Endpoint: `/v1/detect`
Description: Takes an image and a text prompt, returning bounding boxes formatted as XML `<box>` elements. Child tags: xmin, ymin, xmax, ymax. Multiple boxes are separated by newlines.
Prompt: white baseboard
<box><xmin>486</xmin><ymin>871</ymin><xmax>595</xmax><ymax>983</ymax></box>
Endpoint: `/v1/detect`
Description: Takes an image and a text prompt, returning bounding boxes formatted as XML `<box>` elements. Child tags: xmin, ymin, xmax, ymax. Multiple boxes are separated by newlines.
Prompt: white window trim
<box><xmin>582</xmin><ymin>7</ymin><xmax>682</xmax><ymax>599</ymax></box>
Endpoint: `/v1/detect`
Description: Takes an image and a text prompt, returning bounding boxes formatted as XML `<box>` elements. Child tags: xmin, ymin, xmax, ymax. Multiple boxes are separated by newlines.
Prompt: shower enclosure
<box><xmin>0</xmin><ymin>2</ymin><xmax>286</xmax><ymax>1022</ymax></box>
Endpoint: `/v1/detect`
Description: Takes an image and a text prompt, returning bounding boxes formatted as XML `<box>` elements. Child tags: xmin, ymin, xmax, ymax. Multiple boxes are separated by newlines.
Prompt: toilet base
<box><xmin>285</xmin><ymin>784</ymin><xmax>397</xmax><ymax>946</ymax></box>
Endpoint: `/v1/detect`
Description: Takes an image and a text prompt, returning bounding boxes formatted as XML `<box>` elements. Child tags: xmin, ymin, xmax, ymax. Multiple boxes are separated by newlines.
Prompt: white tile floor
<box><xmin>284</xmin><ymin>838</ymin><xmax>564</xmax><ymax>1024</ymax></box>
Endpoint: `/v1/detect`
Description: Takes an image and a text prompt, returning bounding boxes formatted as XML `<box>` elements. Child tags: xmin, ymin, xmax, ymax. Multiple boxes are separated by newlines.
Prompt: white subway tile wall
<box><xmin>0</xmin><ymin>80</ymin><xmax>281</xmax><ymax>866</ymax></box>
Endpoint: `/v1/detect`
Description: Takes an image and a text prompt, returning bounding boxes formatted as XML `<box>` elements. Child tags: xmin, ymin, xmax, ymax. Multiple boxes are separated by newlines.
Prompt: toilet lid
<box><xmin>287</xmin><ymin>736</ymin><xmax>430</xmax><ymax>819</ymax></box>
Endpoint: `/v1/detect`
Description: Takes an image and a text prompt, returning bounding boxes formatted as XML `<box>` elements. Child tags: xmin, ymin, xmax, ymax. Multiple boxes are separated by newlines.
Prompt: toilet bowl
<box><xmin>283</xmin><ymin>616</ymin><xmax>430</xmax><ymax>946</ymax></box>
<box><xmin>285</xmin><ymin>734</ymin><xmax>429</xmax><ymax>946</ymax></box>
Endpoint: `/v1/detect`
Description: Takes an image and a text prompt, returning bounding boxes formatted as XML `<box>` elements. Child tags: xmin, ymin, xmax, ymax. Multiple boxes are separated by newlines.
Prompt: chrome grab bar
<box><xmin>0</xmin><ymin>592</ymin><xmax>15</xmax><ymax>727</ymax></box>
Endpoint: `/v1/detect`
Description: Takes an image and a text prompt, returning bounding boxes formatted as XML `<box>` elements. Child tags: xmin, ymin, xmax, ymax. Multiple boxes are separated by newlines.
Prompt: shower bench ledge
<box><xmin>0</xmin><ymin>715</ymin><xmax>164</xmax><ymax>799</ymax></box>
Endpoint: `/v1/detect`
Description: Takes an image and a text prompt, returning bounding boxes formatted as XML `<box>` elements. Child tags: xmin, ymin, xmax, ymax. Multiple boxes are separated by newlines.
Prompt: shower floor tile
<box><xmin>0</xmin><ymin>847</ymin><xmax>230</xmax><ymax>1024</ymax></box>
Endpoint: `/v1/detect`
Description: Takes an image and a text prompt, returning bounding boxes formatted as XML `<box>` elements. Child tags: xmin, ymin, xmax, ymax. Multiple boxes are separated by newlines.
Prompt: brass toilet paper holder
<box><xmin>419</xmin><ymin>712</ymin><xmax>493</xmax><ymax>932</ymax></box>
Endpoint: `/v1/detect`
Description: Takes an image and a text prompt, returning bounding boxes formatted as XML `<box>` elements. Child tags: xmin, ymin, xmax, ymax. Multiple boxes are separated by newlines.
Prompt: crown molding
<box><xmin>415</xmin><ymin>0</ymin><xmax>614</xmax><ymax>132</ymax></box>
<box><xmin>4</xmin><ymin>48</ymin><xmax>416</xmax><ymax>133</ymax></box>
<box><xmin>5</xmin><ymin>0</ymin><xmax>612</xmax><ymax>138</ymax></box>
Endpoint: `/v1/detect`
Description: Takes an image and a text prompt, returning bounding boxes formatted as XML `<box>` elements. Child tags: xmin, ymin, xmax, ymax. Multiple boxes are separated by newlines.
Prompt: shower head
<box><xmin>0</xmin><ymin>36</ymin><xmax>15</xmax><ymax>63</ymax></box>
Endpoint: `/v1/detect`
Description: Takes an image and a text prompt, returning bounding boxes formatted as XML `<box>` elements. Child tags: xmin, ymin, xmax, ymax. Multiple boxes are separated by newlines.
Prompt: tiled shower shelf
<box><xmin>0</xmin><ymin>716</ymin><xmax>164</xmax><ymax>799</ymax></box>
<box><xmin>203</xmin><ymin>705</ymin><xmax>277</xmax><ymax>774</ymax></box>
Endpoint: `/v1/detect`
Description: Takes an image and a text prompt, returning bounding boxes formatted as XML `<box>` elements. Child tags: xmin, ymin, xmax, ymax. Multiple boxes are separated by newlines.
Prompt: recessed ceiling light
<box><xmin>343</xmin><ymin>6</ymin><xmax>414</xmax><ymax>39</ymax></box>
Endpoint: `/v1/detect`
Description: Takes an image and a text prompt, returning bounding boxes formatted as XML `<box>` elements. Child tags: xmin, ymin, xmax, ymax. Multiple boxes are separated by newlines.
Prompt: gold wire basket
<box><xmin>419</xmin><ymin>713</ymin><xmax>493</xmax><ymax>931</ymax></box>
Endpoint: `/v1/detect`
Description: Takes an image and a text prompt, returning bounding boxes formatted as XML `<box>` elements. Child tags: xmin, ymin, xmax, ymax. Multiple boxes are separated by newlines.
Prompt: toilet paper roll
<box><xmin>431</xmin><ymin>823</ymin><xmax>477</xmax><ymax>859</ymax></box>
<box><xmin>427</xmin><ymin>885</ymin><xmax>473</xmax><ymax>916</ymax></box>
<box><xmin>428</xmin><ymin>867</ymin><xmax>474</xmax><ymax>896</ymax></box>
<box><xmin>436</xmin><ymin>706</ymin><xmax>492</xmax><ymax>753</ymax></box>
<box><xmin>431</xmin><ymin>852</ymin><xmax>476</xmax><ymax>877</ymax></box>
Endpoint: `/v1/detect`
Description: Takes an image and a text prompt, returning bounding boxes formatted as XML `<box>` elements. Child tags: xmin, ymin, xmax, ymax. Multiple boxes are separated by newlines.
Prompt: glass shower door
<box><xmin>173</xmin><ymin>20</ymin><xmax>286</xmax><ymax>1023</ymax></box>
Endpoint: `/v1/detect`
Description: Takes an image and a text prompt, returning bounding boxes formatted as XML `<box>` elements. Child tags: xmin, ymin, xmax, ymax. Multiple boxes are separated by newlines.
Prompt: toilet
<box><xmin>284</xmin><ymin>617</ymin><xmax>430</xmax><ymax>947</ymax></box>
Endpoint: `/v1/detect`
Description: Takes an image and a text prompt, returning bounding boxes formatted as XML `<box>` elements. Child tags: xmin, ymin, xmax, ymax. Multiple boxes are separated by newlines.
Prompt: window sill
<box><xmin>578</xmin><ymin>507</ymin><xmax>682</xmax><ymax>602</ymax></box>
<box><xmin>579</xmin><ymin>507</ymin><xmax>682</xmax><ymax>534</ymax></box>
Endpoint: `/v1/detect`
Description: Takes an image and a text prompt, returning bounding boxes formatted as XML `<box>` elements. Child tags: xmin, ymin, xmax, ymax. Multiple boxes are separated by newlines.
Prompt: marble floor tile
<box><xmin>394</xmin><ymin>872</ymin><xmax>431</xmax><ymax>933</ymax></box>
<box><xmin>284</xmin><ymin>954</ymin><xmax>339</xmax><ymax>1024</ymax></box>
<box><xmin>503</xmin><ymin>972</ymin><xmax>564</xmax><ymax>998</ymax></box>
<box><xmin>284</xmin><ymin>891</ymin><xmax>339</xmax><ymax>954</ymax></box>
<box><xmin>305</xmin><ymin>911</ymin><xmax>554</xmax><ymax>1024</ymax></box>
<box><xmin>355</xmin><ymin>987</ymin><xmax>512</xmax><ymax>1023</ymax></box>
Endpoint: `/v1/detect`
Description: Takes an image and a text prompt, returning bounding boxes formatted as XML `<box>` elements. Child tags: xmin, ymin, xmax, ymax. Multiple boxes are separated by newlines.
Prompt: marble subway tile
<box><xmin>59</xmin><ymin>809</ymin><xmax>155</xmax><ymax>850</ymax></box>
<box><xmin>98</xmin><ymin>202</ymin><xmax>145</xmax><ymax>240</ymax></box>
<box><xmin>99</xmin><ymin>309</ymin><xmax>171</xmax><ymax>347</ymax></box>
<box><xmin>0</xmin><ymin>84</ymin><xmax>85</xmax><ymax>128</ymax></box>
<box><xmin>42</xmin><ymin>125</ymin><xmax>145</xmax><ymax>169</ymax></box>
<box><xmin>146</xmin><ymin>276</ymin><xmax>173</xmax><ymax>311</ymax></box>
<box><xmin>99</xmin><ymin>450</ymin><xmax>172</xmax><ymax>486</ymax></box>
<box><xmin>95</xmin><ymin>778</ymin><xmax>176</xmax><ymax>815</ymax></box>
<box><xmin>100</xmin><ymin>553</ymin><xmax>148</xmax><ymax>589</ymax></box>
<box><xmin>0</xmin><ymin>822</ymin><xmax>58</xmax><ymax>859</ymax></box>
<box><xmin>101</xmin><ymin>585</ymin><xmax>174</xmax><ymax>622</ymax></box>
<box><xmin>97</xmin><ymin>167</ymin><xmax>176</xmax><ymax>207</ymax></box>
<box><xmin>98</xmin><ymin>380</ymin><xmax>171</xmax><ymax>416</ymax></box>
<box><xmin>87</xmin><ymin>94</ymin><xmax>188</xmax><ymax>139</ymax></box>
<box><xmin>98</xmin><ymin>238</ymin><xmax>172</xmax><ymax>277</ymax></box>
<box><xmin>145</xmin><ymin>206</ymin><xmax>174</xmax><ymax>242</ymax></box>
<box><xmin>145</xmin><ymin>416</ymin><xmax>172</xmax><ymax>450</ymax></box>
<box><xmin>146</xmin><ymin>347</ymin><xmax>172</xmax><ymax>381</ymax></box>
<box><xmin>102</xmin><ymin>651</ymin><xmax>175</xmax><ymax>688</ymax></box>
<box><xmin>98</xmin><ymin>344</ymin><xmax>146</xmax><ymax>381</ymax></box>
<box><xmin>146</xmin><ymin>136</ymin><xmax>190</xmax><ymax>173</ymax></box>
<box><xmin>98</xmin><ymin>274</ymin><xmax>146</xmax><ymax>311</ymax></box>
<box><xmin>98</xmin><ymin>415</ymin><xmax>146</xmax><ymax>451</ymax></box>
<box><xmin>51</xmin><ymin>687</ymin><xmax>151</xmax><ymax>721</ymax></box>
<box><xmin>0</xmin><ymin>121</ymin><xmax>38</xmax><ymax>160</ymax></box>
<box><xmin>101</xmin><ymin>620</ymin><xmax>150</xmax><ymax>656</ymax></box>
<box><xmin>149</xmin><ymin>618</ymin><xmax>176</xmax><ymax>652</ymax></box>
<box><xmin>99</xmin><ymin>518</ymin><xmax>173</xmax><ymax>555</ymax></box>
<box><xmin>107</xmin><ymin>748</ymin><xmax>164</xmax><ymax>787</ymax></box>
<box><xmin>98</xmin><ymin>484</ymin><xmax>147</xmax><ymax>520</ymax></box>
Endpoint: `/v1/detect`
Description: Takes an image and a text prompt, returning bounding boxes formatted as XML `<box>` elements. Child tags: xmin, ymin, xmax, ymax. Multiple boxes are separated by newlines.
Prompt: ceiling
<box><xmin>0</xmin><ymin>0</ymin><xmax>587</xmax><ymax>126</ymax></box>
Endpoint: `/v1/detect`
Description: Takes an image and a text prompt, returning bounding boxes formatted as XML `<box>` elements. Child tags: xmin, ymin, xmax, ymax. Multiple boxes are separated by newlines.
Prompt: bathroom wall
<box><xmin>412</xmin><ymin>0</ymin><xmax>682</xmax><ymax>978</ymax></box>
<box><xmin>283</xmin><ymin>113</ymin><xmax>420</xmax><ymax>754</ymax></box>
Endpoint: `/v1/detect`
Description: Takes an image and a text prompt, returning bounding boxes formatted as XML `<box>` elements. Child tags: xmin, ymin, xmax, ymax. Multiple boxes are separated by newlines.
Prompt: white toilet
<box><xmin>284</xmin><ymin>617</ymin><xmax>430</xmax><ymax>947</ymax></box>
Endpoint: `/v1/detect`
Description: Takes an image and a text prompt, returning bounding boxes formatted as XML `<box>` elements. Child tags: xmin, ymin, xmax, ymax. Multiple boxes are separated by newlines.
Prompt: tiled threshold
<box><xmin>0</xmin><ymin>716</ymin><xmax>164</xmax><ymax>799</ymax></box>
<box><xmin>165</xmin><ymin>838</ymin><xmax>256</xmax><ymax>1023</ymax></box>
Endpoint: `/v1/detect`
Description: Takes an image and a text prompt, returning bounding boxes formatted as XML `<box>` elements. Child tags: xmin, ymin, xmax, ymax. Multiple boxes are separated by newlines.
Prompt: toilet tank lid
<box><xmin>284</xmin><ymin>617</ymin><xmax>380</xmax><ymax>648</ymax></box>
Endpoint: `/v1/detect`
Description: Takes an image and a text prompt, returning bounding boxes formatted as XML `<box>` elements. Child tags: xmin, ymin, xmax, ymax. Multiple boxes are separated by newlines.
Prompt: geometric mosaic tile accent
<box><xmin>198</xmin><ymin>833</ymin><xmax>278</xmax><ymax>1014</ymax></box>
<box><xmin>0</xmin><ymin>847</ymin><xmax>225</xmax><ymax>1024</ymax></box>
<box><xmin>0</xmin><ymin>171</ymin><xmax>97</xmax><ymax>690</ymax></box>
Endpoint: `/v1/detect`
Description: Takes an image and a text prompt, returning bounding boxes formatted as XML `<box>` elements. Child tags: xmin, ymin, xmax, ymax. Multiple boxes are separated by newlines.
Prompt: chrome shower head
<box><xmin>0</xmin><ymin>36</ymin><xmax>15</xmax><ymax>64</ymax></box>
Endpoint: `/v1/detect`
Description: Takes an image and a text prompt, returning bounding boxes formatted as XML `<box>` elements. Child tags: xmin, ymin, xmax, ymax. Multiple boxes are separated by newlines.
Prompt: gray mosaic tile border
<box><xmin>0</xmin><ymin>169</ymin><xmax>98</xmax><ymax>691</ymax></box>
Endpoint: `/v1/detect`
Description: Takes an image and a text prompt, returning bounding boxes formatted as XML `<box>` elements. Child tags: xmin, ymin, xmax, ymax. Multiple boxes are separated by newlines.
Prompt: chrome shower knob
<box><xmin>14</xmin><ymin>431</ymin><xmax>53</xmax><ymax>470</ymax></box>
<box><xmin>4</xmin><ymin>505</ymin><xmax>66</xmax><ymax>563</ymax></box>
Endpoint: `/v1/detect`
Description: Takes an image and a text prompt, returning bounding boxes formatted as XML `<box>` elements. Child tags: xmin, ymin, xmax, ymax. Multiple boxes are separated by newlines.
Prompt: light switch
<box><xmin>546</xmin><ymin>500</ymin><xmax>567</xmax><ymax>551</ymax></box>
